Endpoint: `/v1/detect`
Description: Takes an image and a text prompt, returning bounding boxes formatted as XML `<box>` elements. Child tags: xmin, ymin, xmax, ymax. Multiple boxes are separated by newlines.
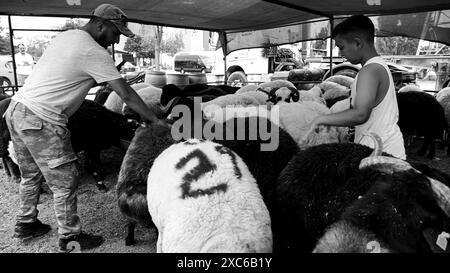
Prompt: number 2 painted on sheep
<box><xmin>176</xmin><ymin>148</ymin><xmax>228</xmax><ymax>199</ymax></box>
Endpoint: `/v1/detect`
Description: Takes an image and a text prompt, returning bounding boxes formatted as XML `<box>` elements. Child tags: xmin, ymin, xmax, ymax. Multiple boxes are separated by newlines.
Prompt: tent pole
<box><xmin>8</xmin><ymin>15</ymin><xmax>18</xmax><ymax>94</ymax></box>
<box><xmin>219</xmin><ymin>32</ymin><xmax>227</xmax><ymax>85</ymax></box>
<box><xmin>329</xmin><ymin>17</ymin><xmax>334</xmax><ymax>77</ymax></box>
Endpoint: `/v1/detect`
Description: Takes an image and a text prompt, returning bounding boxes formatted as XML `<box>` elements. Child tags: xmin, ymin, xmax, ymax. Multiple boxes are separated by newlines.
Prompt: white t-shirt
<box><xmin>14</xmin><ymin>52</ymin><xmax>34</xmax><ymax>75</ymax></box>
<box><xmin>351</xmin><ymin>56</ymin><xmax>406</xmax><ymax>160</ymax></box>
<box><xmin>12</xmin><ymin>29</ymin><xmax>122</xmax><ymax>126</ymax></box>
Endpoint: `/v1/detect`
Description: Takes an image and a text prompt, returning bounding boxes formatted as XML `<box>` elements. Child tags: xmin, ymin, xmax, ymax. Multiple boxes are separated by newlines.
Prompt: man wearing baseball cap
<box><xmin>5</xmin><ymin>3</ymin><xmax>168</xmax><ymax>252</ymax></box>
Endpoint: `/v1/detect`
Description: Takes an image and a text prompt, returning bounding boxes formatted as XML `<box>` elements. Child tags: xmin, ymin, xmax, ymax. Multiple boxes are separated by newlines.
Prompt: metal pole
<box><xmin>219</xmin><ymin>32</ymin><xmax>228</xmax><ymax>85</ymax></box>
<box><xmin>8</xmin><ymin>15</ymin><xmax>18</xmax><ymax>94</ymax></box>
<box><xmin>329</xmin><ymin>17</ymin><xmax>334</xmax><ymax>77</ymax></box>
<box><xmin>112</xmin><ymin>44</ymin><xmax>115</xmax><ymax>62</ymax></box>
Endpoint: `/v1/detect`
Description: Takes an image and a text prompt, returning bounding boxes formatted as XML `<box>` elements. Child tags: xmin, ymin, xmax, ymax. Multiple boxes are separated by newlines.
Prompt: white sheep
<box><xmin>202</xmin><ymin>93</ymin><xmax>260</xmax><ymax>110</ymax></box>
<box><xmin>397</xmin><ymin>84</ymin><xmax>422</xmax><ymax>93</ymax></box>
<box><xmin>238</xmin><ymin>91</ymin><xmax>269</xmax><ymax>105</ymax></box>
<box><xmin>330</xmin><ymin>97</ymin><xmax>351</xmax><ymax>113</ymax></box>
<box><xmin>257</xmin><ymin>80</ymin><xmax>296</xmax><ymax>93</ymax></box>
<box><xmin>130</xmin><ymin>82</ymin><xmax>151</xmax><ymax>91</ymax></box>
<box><xmin>319</xmin><ymin>81</ymin><xmax>350</xmax><ymax>101</ymax></box>
<box><xmin>122</xmin><ymin>86</ymin><xmax>165</xmax><ymax>119</ymax></box>
<box><xmin>276</xmin><ymin>102</ymin><xmax>349</xmax><ymax>148</ymax></box>
<box><xmin>324</xmin><ymin>75</ymin><xmax>355</xmax><ymax>89</ymax></box>
<box><xmin>235</xmin><ymin>85</ymin><xmax>259</xmax><ymax>94</ymax></box>
<box><xmin>104</xmin><ymin>91</ymin><xmax>123</xmax><ymax>114</ymax></box>
<box><xmin>146</xmin><ymin>139</ymin><xmax>273</xmax><ymax>253</ymax></box>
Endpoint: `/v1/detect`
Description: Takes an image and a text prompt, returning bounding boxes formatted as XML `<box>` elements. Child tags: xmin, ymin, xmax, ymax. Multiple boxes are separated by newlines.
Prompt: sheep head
<box><xmin>267</xmin><ymin>87</ymin><xmax>299</xmax><ymax>105</ymax></box>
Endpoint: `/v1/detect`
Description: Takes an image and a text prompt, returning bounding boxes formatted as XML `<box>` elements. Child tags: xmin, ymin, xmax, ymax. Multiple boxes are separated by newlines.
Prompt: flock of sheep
<box><xmin>1</xmin><ymin>74</ymin><xmax>450</xmax><ymax>253</ymax></box>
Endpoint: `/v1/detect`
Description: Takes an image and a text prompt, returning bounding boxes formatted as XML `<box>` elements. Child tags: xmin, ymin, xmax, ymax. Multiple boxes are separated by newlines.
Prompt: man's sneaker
<box><xmin>59</xmin><ymin>232</ymin><xmax>104</xmax><ymax>252</ymax></box>
<box><xmin>13</xmin><ymin>220</ymin><xmax>51</xmax><ymax>240</ymax></box>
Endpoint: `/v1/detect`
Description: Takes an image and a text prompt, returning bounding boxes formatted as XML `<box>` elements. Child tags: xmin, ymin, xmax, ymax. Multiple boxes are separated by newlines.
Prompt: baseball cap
<box><xmin>93</xmin><ymin>3</ymin><xmax>135</xmax><ymax>38</ymax></box>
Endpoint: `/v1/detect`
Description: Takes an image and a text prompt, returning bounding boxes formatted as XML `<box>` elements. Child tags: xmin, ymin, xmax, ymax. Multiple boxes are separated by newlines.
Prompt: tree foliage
<box><xmin>160</xmin><ymin>32</ymin><xmax>184</xmax><ymax>56</ymax></box>
<box><xmin>0</xmin><ymin>26</ymin><xmax>11</xmax><ymax>55</ymax></box>
<box><xmin>376</xmin><ymin>36</ymin><xmax>419</xmax><ymax>55</ymax></box>
<box><xmin>124</xmin><ymin>35</ymin><xmax>155</xmax><ymax>58</ymax></box>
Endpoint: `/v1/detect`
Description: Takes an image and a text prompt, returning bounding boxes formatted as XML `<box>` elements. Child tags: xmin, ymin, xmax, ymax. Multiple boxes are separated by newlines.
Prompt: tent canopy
<box><xmin>1</xmin><ymin>0</ymin><xmax>450</xmax><ymax>54</ymax></box>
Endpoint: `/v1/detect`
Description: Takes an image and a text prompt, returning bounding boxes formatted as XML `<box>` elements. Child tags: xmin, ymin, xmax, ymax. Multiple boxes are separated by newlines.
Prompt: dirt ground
<box><xmin>0</xmin><ymin>138</ymin><xmax>449</xmax><ymax>253</ymax></box>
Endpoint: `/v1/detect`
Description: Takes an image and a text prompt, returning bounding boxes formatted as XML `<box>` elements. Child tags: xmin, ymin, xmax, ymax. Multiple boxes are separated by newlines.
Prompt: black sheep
<box><xmin>116</xmin><ymin>115</ymin><xmax>299</xmax><ymax>245</ymax></box>
<box><xmin>314</xmin><ymin>160</ymin><xmax>450</xmax><ymax>253</ymax></box>
<box><xmin>160</xmin><ymin>83</ymin><xmax>238</xmax><ymax>106</ymax></box>
<box><xmin>274</xmin><ymin>140</ymin><xmax>450</xmax><ymax>253</ymax></box>
<box><xmin>4</xmin><ymin>99</ymin><xmax>138</xmax><ymax>192</ymax></box>
<box><xmin>397</xmin><ymin>91</ymin><xmax>447</xmax><ymax>159</ymax></box>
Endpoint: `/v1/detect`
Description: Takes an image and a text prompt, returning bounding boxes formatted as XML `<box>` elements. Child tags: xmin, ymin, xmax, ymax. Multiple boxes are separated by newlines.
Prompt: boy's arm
<box><xmin>310</xmin><ymin>64</ymin><xmax>381</xmax><ymax>128</ymax></box>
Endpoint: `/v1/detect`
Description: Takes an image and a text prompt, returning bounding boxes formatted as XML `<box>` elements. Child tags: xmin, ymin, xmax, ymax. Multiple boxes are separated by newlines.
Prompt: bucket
<box><xmin>145</xmin><ymin>70</ymin><xmax>166</xmax><ymax>88</ymax></box>
<box><xmin>188</xmin><ymin>73</ymin><xmax>208</xmax><ymax>84</ymax></box>
<box><xmin>166</xmin><ymin>73</ymin><xmax>189</xmax><ymax>86</ymax></box>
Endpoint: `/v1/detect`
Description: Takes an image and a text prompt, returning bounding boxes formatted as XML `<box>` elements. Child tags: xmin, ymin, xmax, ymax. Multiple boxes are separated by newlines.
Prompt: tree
<box><xmin>161</xmin><ymin>32</ymin><xmax>184</xmax><ymax>56</ymax></box>
<box><xmin>376</xmin><ymin>37</ymin><xmax>419</xmax><ymax>55</ymax></box>
<box><xmin>0</xmin><ymin>26</ymin><xmax>12</xmax><ymax>55</ymax></box>
<box><xmin>26</xmin><ymin>36</ymin><xmax>52</xmax><ymax>60</ymax></box>
<box><xmin>154</xmin><ymin>26</ymin><xmax>163</xmax><ymax>71</ymax></box>
<box><xmin>124</xmin><ymin>35</ymin><xmax>155</xmax><ymax>58</ymax></box>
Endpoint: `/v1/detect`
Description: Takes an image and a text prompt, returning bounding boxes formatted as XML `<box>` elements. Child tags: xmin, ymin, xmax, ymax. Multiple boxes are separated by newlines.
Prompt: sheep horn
<box><xmin>427</xmin><ymin>177</ymin><xmax>450</xmax><ymax>218</ymax></box>
<box><xmin>362</xmin><ymin>132</ymin><xmax>383</xmax><ymax>157</ymax></box>
<box><xmin>359</xmin><ymin>155</ymin><xmax>413</xmax><ymax>172</ymax></box>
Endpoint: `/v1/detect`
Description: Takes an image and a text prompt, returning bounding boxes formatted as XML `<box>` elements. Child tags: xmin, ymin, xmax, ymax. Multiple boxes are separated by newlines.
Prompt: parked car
<box><xmin>174</xmin><ymin>52</ymin><xmax>214</xmax><ymax>73</ymax></box>
<box><xmin>0</xmin><ymin>55</ymin><xmax>15</xmax><ymax>93</ymax></box>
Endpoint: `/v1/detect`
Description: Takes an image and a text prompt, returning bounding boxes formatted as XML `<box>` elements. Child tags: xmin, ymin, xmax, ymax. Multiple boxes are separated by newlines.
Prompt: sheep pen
<box><xmin>0</xmin><ymin>109</ymin><xmax>450</xmax><ymax>253</ymax></box>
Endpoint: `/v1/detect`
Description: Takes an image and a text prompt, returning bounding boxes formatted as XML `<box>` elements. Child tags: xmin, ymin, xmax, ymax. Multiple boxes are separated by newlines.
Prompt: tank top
<box><xmin>351</xmin><ymin>56</ymin><xmax>406</xmax><ymax>160</ymax></box>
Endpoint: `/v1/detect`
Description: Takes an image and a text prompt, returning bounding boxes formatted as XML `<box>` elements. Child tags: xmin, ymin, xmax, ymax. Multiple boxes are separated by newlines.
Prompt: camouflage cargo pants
<box><xmin>5</xmin><ymin>100</ymin><xmax>81</xmax><ymax>237</ymax></box>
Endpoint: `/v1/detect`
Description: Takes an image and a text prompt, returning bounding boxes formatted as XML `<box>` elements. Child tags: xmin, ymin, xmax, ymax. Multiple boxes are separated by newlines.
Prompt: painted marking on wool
<box><xmin>214</xmin><ymin>145</ymin><xmax>242</xmax><ymax>179</ymax></box>
<box><xmin>176</xmin><ymin>149</ymin><xmax>227</xmax><ymax>199</ymax></box>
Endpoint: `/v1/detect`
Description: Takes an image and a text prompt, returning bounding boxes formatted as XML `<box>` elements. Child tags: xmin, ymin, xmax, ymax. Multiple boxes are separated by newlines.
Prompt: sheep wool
<box><xmin>202</xmin><ymin>93</ymin><xmax>260</xmax><ymax>109</ymax></box>
<box><xmin>397</xmin><ymin>84</ymin><xmax>422</xmax><ymax>93</ymax></box>
<box><xmin>330</xmin><ymin>98</ymin><xmax>351</xmax><ymax>113</ymax></box>
<box><xmin>324</xmin><ymin>75</ymin><xmax>355</xmax><ymax>89</ymax></box>
<box><xmin>130</xmin><ymin>82</ymin><xmax>151</xmax><ymax>91</ymax></box>
<box><xmin>104</xmin><ymin>91</ymin><xmax>124</xmax><ymax>114</ymax></box>
<box><xmin>436</xmin><ymin>87</ymin><xmax>450</xmax><ymax>127</ymax></box>
<box><xmin>122</xmin><ymin>86</ymin><xmax>165</xmax><ymax>119</ymax></box>
<box><xmin>238</xmin><ymin>91</ymin><xmax>269</xmax><ymax>105</ymax></box>
<box><xmin>235</xmin><ymin>85</ymin><xmax>259</xmax><ymax>94</ymax></box>
<box><xmin>298</xmin><ymin>90</ymin><xmax>326</xmax><ymax>105</ymax></box>
<box><xmin>319</xmin><ymin>81</ymin><xmax>350</xmax><ymax>100</ymax></box>
<box><xmin>146</xmin><ymin>139</ymin><xmax>272</xmax><ymax>253</ymax></box>
<box><xmin>276</xmin><ymin>102</ymin><xmax>347</xmax><ymax>148</ymax></box>
<box><xmin>257</xmin><ymin>80</ymin><xmax>296</xmax><ymax>93</ymax></box>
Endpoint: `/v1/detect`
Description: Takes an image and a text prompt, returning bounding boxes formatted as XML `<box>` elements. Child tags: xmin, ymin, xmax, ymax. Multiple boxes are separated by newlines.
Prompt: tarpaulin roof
<box><xmin>1</xmin><ymin>0</ymin><xmax>450</xmax><ymax>54</ymax></box>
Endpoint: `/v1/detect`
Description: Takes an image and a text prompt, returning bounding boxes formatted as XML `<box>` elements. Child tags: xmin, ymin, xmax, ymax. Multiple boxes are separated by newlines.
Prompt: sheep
<box><xmin>146</xmin><ymin>139</ymin><xmax>272</xmax><ymax>253</ymax></box>
<box><xmin>397</xmin><ymin>84</ymin><xmax>422</xmax><ymax>93</ymax></box>
<box><xmin>319</xmin><ymin>81</ymin><xmax>350</xmax><ymax>102</ymax></box>
<box><xmin>238</xmin><ymin>91</ymin><xmax>269</xmax><ymax>105</ymax></box>
<box><xmin>117</xmin><ymin>115</ymin><xmax>299</xmax><ymax>245</ymax></box>
<box><xmin>273</xmin><ymin>133</ymin><xmax>450</xmax><ymax>253</ymax></box>
<box><xmin>257</xmin><ymin>80</ymin><xmax>296</xmax><ymax>94</ymax></box>
<box><xmin>276</xmin><ymin>102</ymin><xmax>349</xmax><ymax>148</ymax></box>
<box><xmin>267</xmin><ymin>87</ymin><xmax>299</xmax><ymax>105</ymax></box>
<box><xmin>122</xmin><ymin>86</ymin><xmax>165</xmax><ymax>120</ymax></box>
<box><xmin>117</xmin><ymin>122</ymin><xmax>175</xmax><ymax>245</ymax></box>
<box><xmin>397</xmin><ymin>91</ymin><xmax>447</xmax><ymax>159</ymax></box>
<box><xmin>201</xmin><ymin>93</ymin><xmax>260</xmax><ymax>109</ymax></box>
<box><xmin>436</xmin><ymin>87</ymin><xmax>450</xmax><ymax>155</ymax></box>
<box><xmin>298</xmin><ymin>89</ymin><xmax>326</xmax><ymax>105</ymax></box>
<box><xmin>287</xmin><ymin>68</ymin><xmax>324</xmax><ymax>90</ymax></box>
<box><xmin>5</xmin><ymin>99</ymin><xmax>139</xmax><ymax>192</ymax></box>
<box><xmin>160</xmin><ymin>84</ymin><xmax>236</xmax><ymax>107</ymax></box>
<box><xmin>235</xmin><ymin>84</ymin><xmax>259</xmax><ymax>94</ymax></box>
<box><xmin>313</xmin><ymin>157</ymin><xmax>450</xmax><ymax>253</ymax></box>
<box><xmin>104</xmin><ymin>91</ymin><xmax>124</xmax><ymax>114</ymax></box>
<box><xmin>324</xmin><ymin>75</ymin><xmax>354</xmax><ymax>89</ymax></box>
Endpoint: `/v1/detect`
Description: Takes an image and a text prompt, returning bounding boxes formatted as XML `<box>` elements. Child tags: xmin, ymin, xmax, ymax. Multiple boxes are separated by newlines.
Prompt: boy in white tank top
<box><xmin>307</xmin><ymin>15</ymin><xmax>406</xmax><ymax>159</ymax></box>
